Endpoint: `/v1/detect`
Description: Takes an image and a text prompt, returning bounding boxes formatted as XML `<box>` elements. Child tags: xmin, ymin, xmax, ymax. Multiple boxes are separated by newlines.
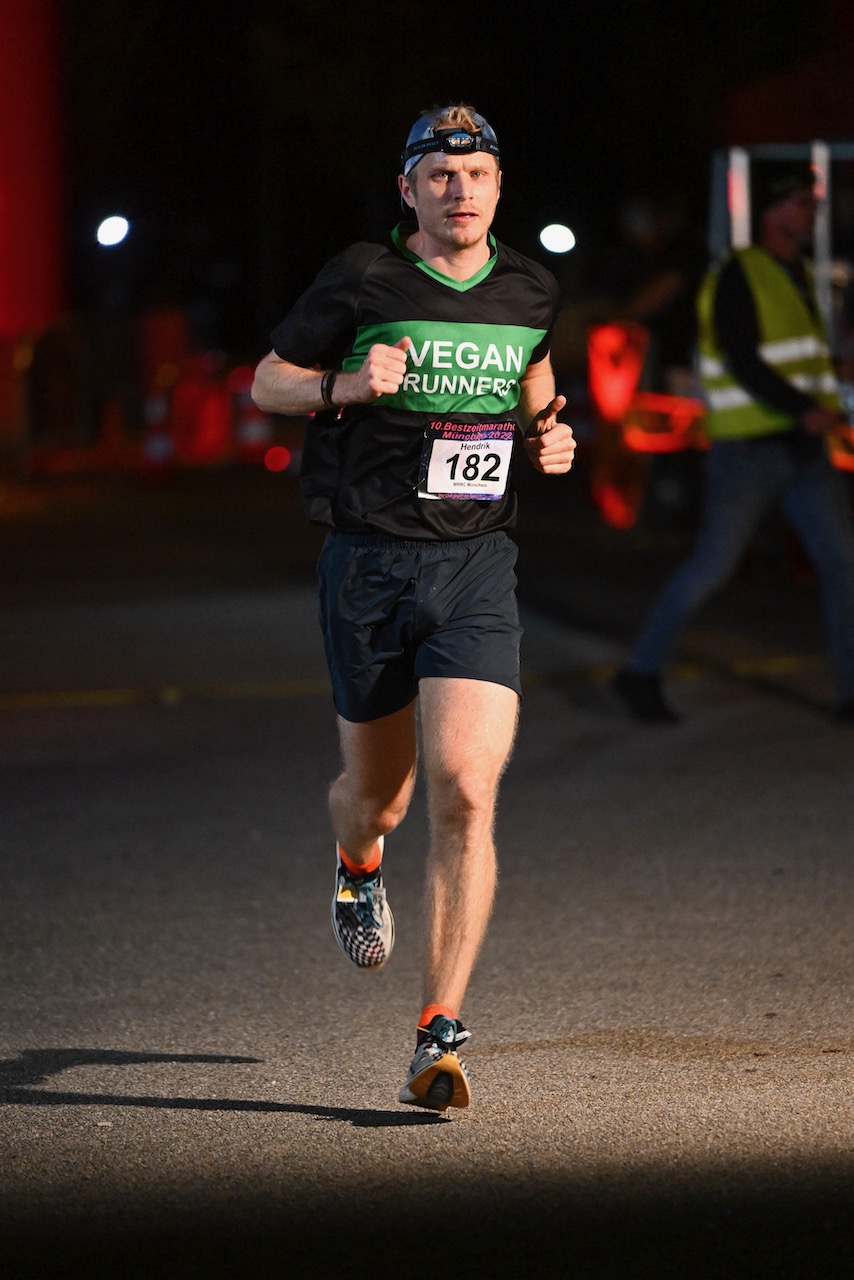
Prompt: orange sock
<box><xmin>418</xmin><ymin>1003</ymin><xmax>457</xmax><ymax>1030</ymax></box>
<box><xmin>337</xmin><ymin>840</ymin><xmax>383</xmax><ymax>877</ymax></box>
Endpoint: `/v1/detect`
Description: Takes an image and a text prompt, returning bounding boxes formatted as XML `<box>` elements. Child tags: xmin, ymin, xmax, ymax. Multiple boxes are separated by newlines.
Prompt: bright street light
<box><xmin>539</xmin><ymin>223</ymin><xmax>576</xmax><ymax>254</ymax></box>
<box><xmin>96</xmin><ymin>215</ymin><xmax>130</xmax><ymax>247</ymax></box>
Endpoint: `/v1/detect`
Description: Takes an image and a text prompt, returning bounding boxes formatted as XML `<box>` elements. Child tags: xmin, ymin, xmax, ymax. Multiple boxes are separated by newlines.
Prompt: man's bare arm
<box><xmin>251</xmin><ymin>352</ymin><xmax>327</xmax><ymax>416</ymax></box>
<box><xmin>251</xmin><ymin>339</ymin><xmax>411</xmax><ymax>416</ymax></box>
<box><xmin>518</xmin><ymin>355</ymin><xmax>576</xmax><ymax>474</ymax></box>
<box><xmin>517</xmin><ymin>355</ymin><xmax>557</xmax><ymax>427</ymax></box>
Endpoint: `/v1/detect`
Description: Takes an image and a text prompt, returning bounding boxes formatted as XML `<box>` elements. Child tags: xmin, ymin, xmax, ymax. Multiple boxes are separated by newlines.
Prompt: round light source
<box><xmin>96</xmin><ymin>216</ymin><xmax>130</xmax><ymax>247</ymax></box>
<box><xmin>264</xmin><ymin>445</ymin><xmax>292</xmax><ymax>473</ymax></box>
<box><xmin>539</xmin><ymin>223</ymin><xmax>576</xmax><ymax>254</ymax></box>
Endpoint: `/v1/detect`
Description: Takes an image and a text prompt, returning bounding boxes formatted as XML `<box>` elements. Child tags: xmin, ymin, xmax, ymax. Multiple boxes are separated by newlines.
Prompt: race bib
<box><xmin>418</xmin><ymin>420</ymin><xmax>515</xmax><ymax>501</ymax></box>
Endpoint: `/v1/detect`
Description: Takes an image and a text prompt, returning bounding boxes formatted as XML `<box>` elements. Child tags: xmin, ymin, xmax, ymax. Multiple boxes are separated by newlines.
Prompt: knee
<box><xmin>342</xmin><ymin>773</ymin><xmax>415</xmax><ymax>837</ymax></box>
<box><xmin>370</xmin><ymin>791</ymin><xmax>413</xmax><ymax>837</ymax></box>
<box><xmin>429</xmin><ymin>767</ymin><xmax>498</xmax><ymax>829</ymax></box>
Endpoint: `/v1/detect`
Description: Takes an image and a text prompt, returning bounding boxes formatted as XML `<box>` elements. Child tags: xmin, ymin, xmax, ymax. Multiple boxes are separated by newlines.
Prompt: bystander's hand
<box><xmin>523</xmin><ymin>395</ymin><xmax>576</xmax><ymax>474</ymax></box>
<box><xmin>801</xmin><ymin>405</ymin><xmax>849</xmax><ymax>435</ymax></box>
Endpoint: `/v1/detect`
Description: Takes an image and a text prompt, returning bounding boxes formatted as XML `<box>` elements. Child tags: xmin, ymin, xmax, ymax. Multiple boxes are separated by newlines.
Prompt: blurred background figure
<box><xmin>612</xmin><ymin>162</ymin><xmax>854</xmax><ymax>724</ymax></box>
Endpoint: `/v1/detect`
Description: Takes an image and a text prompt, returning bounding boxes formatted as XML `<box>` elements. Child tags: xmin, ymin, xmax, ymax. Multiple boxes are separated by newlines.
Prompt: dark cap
<box><xmin>753</xmin><ymin>162</ymin><xmax>816</xmax><ymax>215</ymax></box>
<box><xmin>401</xmin><ymin>107</ymin><xmax>500</xmax><ymax>176</ymax></box>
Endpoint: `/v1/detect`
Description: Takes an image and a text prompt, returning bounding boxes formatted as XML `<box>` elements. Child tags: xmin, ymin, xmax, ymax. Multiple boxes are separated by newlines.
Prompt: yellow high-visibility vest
<box><xmin>697</xmin><ymin>245</ymin><xmax>839</xmax><ymax>440</ymax></box>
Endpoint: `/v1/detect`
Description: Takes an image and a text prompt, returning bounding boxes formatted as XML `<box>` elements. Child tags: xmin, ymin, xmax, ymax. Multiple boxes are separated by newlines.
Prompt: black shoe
<box><xmin>612</xmin><ymin>668</ymin><xmax>681</xmax><ymax>724</ymax></box>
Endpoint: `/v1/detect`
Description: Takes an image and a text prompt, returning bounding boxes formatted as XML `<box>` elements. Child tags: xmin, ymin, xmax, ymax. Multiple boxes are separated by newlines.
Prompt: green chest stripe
<box><xmin>344</xmin><ymin>320</ymin><xmax>546</xmax><ymax>413</ymax></box>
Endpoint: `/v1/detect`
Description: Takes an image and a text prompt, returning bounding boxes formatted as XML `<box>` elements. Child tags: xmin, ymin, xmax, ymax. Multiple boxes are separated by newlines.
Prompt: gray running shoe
<box><xmin>398</xmin><ymin>1015</ymin><xmax>472</xmax><ymax>1112</ymax></box>
<box><xmin>331</xmin><ymin>840</ymin><xmax>394</xmax><ymax>969</ymax></box>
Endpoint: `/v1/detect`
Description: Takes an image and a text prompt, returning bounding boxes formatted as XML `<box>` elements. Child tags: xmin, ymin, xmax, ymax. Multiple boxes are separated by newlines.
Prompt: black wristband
<box><xmin>320</xmin><ymin>368</ymin><xmax>338</xmax><ymax>408</ymax></box>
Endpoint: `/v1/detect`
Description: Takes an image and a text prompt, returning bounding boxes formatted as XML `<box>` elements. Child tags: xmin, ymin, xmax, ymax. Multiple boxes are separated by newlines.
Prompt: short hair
<box><xmin>402</xmin><ymin>103</ymin><xmax>501</xmax><ymax>180</ymax></box>
<box><xmin>421</xmin><ymin>103</ymin><xmax>483</xmax><ymax>134</ymax></box>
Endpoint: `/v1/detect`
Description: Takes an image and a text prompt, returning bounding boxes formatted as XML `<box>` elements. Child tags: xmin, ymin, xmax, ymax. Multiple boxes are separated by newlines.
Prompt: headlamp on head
<box><xmin>401</xmin><ymin>111</ymin><xmax>501</xmax><ymax>176</ymax></box>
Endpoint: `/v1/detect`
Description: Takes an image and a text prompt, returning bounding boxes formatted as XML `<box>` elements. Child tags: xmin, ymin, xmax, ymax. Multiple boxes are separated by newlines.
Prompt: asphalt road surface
<box><xmin>1</xmin><ymin>467</ymin><xmax>853</xmax><ymax>1278</ymax></box>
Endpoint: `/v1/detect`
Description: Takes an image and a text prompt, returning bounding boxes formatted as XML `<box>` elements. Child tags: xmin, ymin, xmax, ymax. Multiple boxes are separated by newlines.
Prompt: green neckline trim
<box><xmin>392</xmin><ymin>224</ymin><xmax>498</xmax><ymax>291</ymax></box>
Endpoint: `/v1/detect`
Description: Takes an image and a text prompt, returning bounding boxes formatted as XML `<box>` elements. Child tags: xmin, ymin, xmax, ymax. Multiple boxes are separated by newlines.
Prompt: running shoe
<box><xmin>612</xmin><ymin>668</ymin><xmax>681</xmax><ymax>724</ymax></box>
<box><xmin>331</xmin><ymin>839</ymin><xmax>394</xmax><ymax>969</ymax></box>
<box><xmin>398</xmin><ymin>1015</ymin><xmax>472</xmax><ymax>1112</ymax></box>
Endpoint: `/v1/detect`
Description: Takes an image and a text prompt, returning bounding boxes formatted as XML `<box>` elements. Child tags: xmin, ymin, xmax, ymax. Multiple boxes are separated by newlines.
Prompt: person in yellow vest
<box><xmin>613</xmin><ymin>162</ymin><xmax>854</xmax><ymax>722</ymax></box>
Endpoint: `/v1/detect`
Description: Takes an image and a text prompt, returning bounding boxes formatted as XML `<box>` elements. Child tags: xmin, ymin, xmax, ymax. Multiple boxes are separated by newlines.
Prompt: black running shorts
<box><xmin>317</xmin><ymin>531</ymin><xmax>523</xmax><ymax>723</ymax></box>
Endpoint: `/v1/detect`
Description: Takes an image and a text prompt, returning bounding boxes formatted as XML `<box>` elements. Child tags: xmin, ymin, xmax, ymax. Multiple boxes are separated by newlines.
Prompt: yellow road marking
<box><xmin>0</xmin><ymin>678</ymin><xmax>331</xmax><ymax>712</ymax></box>
<box><xmin>0</xmin><ymin>655</ymin><xmax>825</xmax><ymax>712</ymax></box>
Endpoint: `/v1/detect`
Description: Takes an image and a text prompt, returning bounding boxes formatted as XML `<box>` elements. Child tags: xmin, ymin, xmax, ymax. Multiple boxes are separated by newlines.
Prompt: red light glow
<box><xmin>0</xmin><ymin>0</ymin><xmax>64</xmax><ymax>336</ymax></box>
<box><xmin>727</xmin><ymin>168</ymin><xmax>747</xmax><ymax>222</ymax></box>
<box><xmin>587</xmin><ymin>323</ymin><xmax>649</xmax><ymax>422</ymax></box>
<box><xmin>590</xmin><ymin>480</ymin><xmax>638</xmax><ymax>530</ymax></box>
<box><xmin>622</xmin><ymin>392</ymin><xmax>708</xmax><ymax>453</ymax></box>
<box><xmin>264</xmin><ymin>445</ymin><xmax>291</xmax><ymax>472</ymax></box>
<box><xmin>227</xmin><ymin>365</ymin><xmax>255</xmax><ymax>394</ymax></box>
<box><xmin>812</xmin><ymin>164</ymin><xmax>827</xmax><ymax>201</ymax></box>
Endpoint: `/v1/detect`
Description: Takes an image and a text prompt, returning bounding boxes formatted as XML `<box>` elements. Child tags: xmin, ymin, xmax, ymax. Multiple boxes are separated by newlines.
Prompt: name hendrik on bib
<box><xmin>418</xmin><ymin>419</ymin><xmax>515</xmax><ymax>501</ymax></box>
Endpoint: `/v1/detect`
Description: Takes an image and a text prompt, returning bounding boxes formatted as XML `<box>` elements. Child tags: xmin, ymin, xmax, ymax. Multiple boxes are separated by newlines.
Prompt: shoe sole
<box><xmin>398</xmin><ymin>1051</ymin><xmax>471</xmax><ymax>1112</ymax></box>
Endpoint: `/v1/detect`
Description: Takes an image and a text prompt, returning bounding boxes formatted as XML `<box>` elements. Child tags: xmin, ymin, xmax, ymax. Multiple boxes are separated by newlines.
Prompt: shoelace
<box><xmin>426</xmin><ymin>1016</ymin><xmax>461</xmax><ymax>1052</ymax></box>
<box><xmin>342</xmin><ymin>869</ymin><xmax>384</xmax><ymax>928</ymax></box>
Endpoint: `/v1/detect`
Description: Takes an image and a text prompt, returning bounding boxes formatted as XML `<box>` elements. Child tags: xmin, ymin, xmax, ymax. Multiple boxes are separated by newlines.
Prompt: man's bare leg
<box><xmin>329</xmin><ymin>701</ymin><xmax>418</xmax><ymax>971</ymax></box>
<box><xmin>418</xmin><ymin>677</ymin><xmax>520</xmax><ymax>1013</ymax></box>
<box><xmin>396</xmin><ymin>676</ymin><xmax>518</xmax><ymax>1109</ymax></box>
<box><xmin>329</xmin><ymin>701</ymin><xmax>418</xmax><ymax>866</ymax></box>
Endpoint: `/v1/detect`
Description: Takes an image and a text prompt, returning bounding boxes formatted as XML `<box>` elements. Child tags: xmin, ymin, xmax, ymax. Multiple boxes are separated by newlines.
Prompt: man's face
<box><xmin>399</xmin><ymin>152</ymin><xmax>501</xmax><ymax>253</ymax></box>
<box><xmin>767</xmin><ymin>186</ymin><xmax>819</xmax><ymax>247</ymax></box>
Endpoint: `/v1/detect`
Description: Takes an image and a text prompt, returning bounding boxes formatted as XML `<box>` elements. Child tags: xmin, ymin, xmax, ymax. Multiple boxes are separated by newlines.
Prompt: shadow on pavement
<box><xmin>2</xmin><ymin>1051</ymin><xmax>852</xmax><ymax>1279</ymax></box>
<box><xmin>0</xmin><ymin>1047</ymin><xmax>439</xmax><ymax>1128</ymax></box>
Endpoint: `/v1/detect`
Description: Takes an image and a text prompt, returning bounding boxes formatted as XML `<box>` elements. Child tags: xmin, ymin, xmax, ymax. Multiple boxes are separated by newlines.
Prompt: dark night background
<box><xmin>3</xmin><ymin>18</ymin><xmax>854</xmax><ymax>1275</ymax></box>
<box><xmin>58</xmin><ymin>0</ymin><xmax>845</xmax><ymax>358</ymax></box>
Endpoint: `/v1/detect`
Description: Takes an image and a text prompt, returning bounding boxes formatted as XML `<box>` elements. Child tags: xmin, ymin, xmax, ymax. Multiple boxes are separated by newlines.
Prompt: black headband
<box><xmin>401</xmin><ymin>127</ymin><xmax>501</xmax><ymax>174</ymax></box>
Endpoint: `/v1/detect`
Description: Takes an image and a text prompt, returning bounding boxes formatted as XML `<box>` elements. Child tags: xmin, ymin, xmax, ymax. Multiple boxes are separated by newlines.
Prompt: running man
<box><xmin>252</xmin><ymin>104</ymin><xmax>575</xmax><ymax>1111</ymax></box>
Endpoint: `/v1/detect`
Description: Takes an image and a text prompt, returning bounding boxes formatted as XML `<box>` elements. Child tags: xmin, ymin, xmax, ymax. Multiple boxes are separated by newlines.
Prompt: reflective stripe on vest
<box><xmin>704</xmin><ymin>370</ymin><xmax>839</xmax><ymax>410</ymax></box>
